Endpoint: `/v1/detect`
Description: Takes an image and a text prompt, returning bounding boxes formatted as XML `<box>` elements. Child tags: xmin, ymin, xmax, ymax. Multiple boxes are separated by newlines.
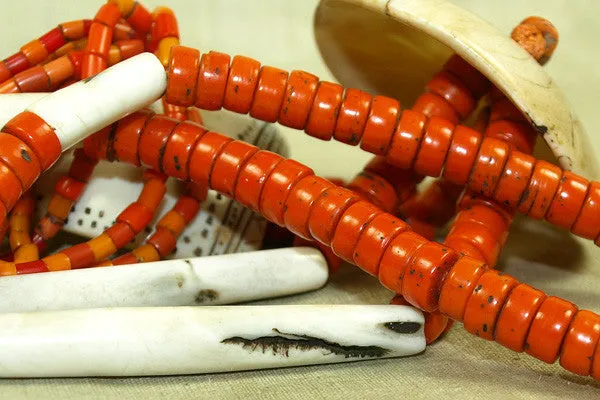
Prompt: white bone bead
<box><xmin>26</xmin><ymin>52</ymin><xmax>166</xmax><ymax>150</ymax></box>
<box><xmin>0</xmin><ymin>93</ymin><xmax>45</xmax><ymax>127</ymax></box>
<box><xmin>0</xmin><ymin>304</ymin><xmax>425</xmax><ymax>377</ymax></box>
<box><xmin>0</xmin><ymin>247</ymin><xmax>328</xmax><ymax>313</ymax></box>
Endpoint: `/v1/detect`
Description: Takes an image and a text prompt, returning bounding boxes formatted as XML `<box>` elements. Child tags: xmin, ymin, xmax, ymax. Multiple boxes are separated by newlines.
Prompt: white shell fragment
<box><xmin>0</xmin><ymin>247</ymin><xmax>328</xmax><ymax>313</ymax></box>
<box><xmin>0</xmin><ymin>305</ymin><xmax>425</xmax><ymax>377</ymax></box>
<box><xmin>314</xmin><ymin>0</ymin><xmax>599</xmax><ymax>177</ymax></box>
<box><xmin>26</xmin><ymin>52</ymin><xmax>166</xmax><ymax>150</ymax></box>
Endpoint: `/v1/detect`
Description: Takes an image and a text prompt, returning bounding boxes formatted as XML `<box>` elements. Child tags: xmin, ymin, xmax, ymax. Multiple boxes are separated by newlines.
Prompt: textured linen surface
<box><xmin>0</xmin><ymin>0</ymin><xmax>599</xmax><ymax>398</ymax></box>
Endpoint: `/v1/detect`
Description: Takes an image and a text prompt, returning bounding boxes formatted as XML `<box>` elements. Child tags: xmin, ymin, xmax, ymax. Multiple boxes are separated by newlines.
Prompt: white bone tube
<box><xmin>0</xmin><ymin>304</ymin><xmax>425</xmax><ymax>377</ymax></box>
<box><xmin>0</xmin><ymin>93</ymin><xmax>45</xmax><ymax>126</ymax></box>
<box><xmin>26</xmin><ymin>52</ymin><xmax>166</xmax><ymax>150</ymax></box>
<box><xmin>0</xmin><ymin>247</ymin><xmax>328</xmax><ymax>313</ymax></box>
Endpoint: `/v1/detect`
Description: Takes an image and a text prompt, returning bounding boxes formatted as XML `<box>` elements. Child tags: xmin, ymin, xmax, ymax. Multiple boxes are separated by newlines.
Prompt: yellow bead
<box><xmin>156</xmin><ymin>37</ymin><xmax>179</xmax><ymax>67</ymax></box>
<box><xmin>108</xmin><ymin>45</ymin><xmax>121</xmax><ymax>66</ymax></box>
<box><xmin>14</xmin><ymin>243</ymin><xmax>39</xmax><ymax>263</ymax></box>
<box><xmin>9</xmin><ymin>231</ymin><xmax>31</xmax><ymax>252</ymax></box>
<box><xmin>88</xmin><ymin>233</ymin><xmax>118</xmax><ymax>262</ymax></box>
<box><xmin>108</xmin><ymin>0</ymin><xmax>135</xmax><ymax>16</ymax></box>
<box><xmin>44</xmin><ymin>253</ymin><xmax>71</xmax><ymax>271</ymax></box>
<box><xmin>0</xmin><ymin>261</ymin><xmax>17</xmax><ymax>276</ymax></box>
<box><xmin>133</xmin><ymin>244</ymin><xmax>160</xmax><ymax>263</ymax></box>
<box><xmin>47</xmin><ymin>195</ymin><xmax>73</xmax><ymax>220</ymax></box>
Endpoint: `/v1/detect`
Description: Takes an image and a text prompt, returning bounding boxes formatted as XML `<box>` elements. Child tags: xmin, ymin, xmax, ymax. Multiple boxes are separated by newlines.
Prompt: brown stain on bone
<box><xmin>195</xmin><ymin>289</ymin><xmax>219</xmax><ymax>303</ymax></box>
<box><xmin>221</xmin><ymin>328</ymin><xmax>389</xmax><ymax>358</ymax></box>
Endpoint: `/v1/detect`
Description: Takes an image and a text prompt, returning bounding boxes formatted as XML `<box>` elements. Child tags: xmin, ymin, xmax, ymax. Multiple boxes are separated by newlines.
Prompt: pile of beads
<box><xmin>0</xmin><ymin>0</ymin><xmax>599</xmax><ymax>384</ymax></box>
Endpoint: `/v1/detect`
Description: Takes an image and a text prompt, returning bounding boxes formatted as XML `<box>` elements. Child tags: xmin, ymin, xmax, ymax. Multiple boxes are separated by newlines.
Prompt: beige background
<box><xmin>1</xmin><ymin>0</ymin><xmax>600</xmax><ymax>398</ymax></box>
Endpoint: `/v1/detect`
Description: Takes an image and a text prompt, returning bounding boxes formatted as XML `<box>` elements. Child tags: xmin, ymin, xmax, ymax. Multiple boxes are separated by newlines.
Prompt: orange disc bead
<box><xmin>352</xmin><ymin>213</ymin><xmax>408</xmax><ymax>276</ymax></box>
<box><xmin>494</xmin><ymin>283</ymin><xmax>546</xmax><ymax>352</ymax></box>
<box><xmin>518</xmin><ymin>160</ymin><xmax>562</xmax><ymax>219</ymax></box>
<box><xmin>360</xmin><ymin>96</ymin><xmax>401</xmax><ymax>155</ymax></box>
<box><xmin>525</xmin><ymin>296</ymin><xmax>578</xmax><ymax>364</ymax></box>
<box><xmin>162</xmin><ymin>121</ymin><xmax>206</xmax><ymax>180</ymax></box>
<box><xmin>305</xmin><ymin>81</ymin><xmax>344</xmax><ymax>141</ymax></box>
<box><xmin>468</xmin><ymin>137</ymin><xmax>510</xmax><ymax>197</ymax></box>
<box><xmin>443</xmin><ymin>55</ymin><xmax>490</xmax><ymax>98</ymax></box>
<box><xmin>333</xmin><ymin>88</ymin><xmax>371</xmax><ymax>145</ymax></box>
<box><xmin>223</xmin><ymin>55</ymin><xmax>261</xmax><ymax>114</ymax></box>
<box><xmin>166</xmin><ymin>46</ymin><xmax>200</xmax><ymax>107</ymax></box>
<box><xmin>493</xmin><ymin>152</ymin><xmax>535</xmax><ymax>208</ymax></box>
<box><xmin>438</xmin><ymin>256</ymin><xmax>487</xmax><ymax>322</ymax></box>
<box><xmin>283</xmin><ymin>176</ymin><xmax>333</xmax><ymax>239</ymax></box>
<box><xmin>402</xmin><ymin>242</ymin><xmax>459</xmax><ymax>312</ymax></box>
<box><xmin>445</xmin><ymin>221</ymin><xmax>501</xmax><ymax>266</ymax></box>
<box><xmin>572</xmin><ymin>181</ymin><xmax>600</xmax><ymax>240</ymax></box>
<box><xmin>308</xmin><ymin>186</ymin><xmax>361</xmax><ymax>245</ymax></box>
<box><xmin>259</xmin><ymin>159</ymin><xmax>314</xmax><ymax>226</ymax></box>
<box><xmin>463</xmin><ymin>270</ymin><xmax>518</xmax><ymax>340</ymax></box>
<box><xmin>330</xmin><ymin>201</ymin><xmax>381</xmax><ymax>263</ymax></box>
<box><xmin>0</xmin><ymin>133</ymin><xmax>41</xmax><ymax>191</ymax></box>
<box><xmin>426</xmin><ymin>70</ymin><xmax>476</xmax><ymax>119</ymax></box>
<box><xmin>486</xmin><ymin>120</ymin><xmax>536</xmax><ymax>155</ymax></box>
<box><xmin>412</xmin><ymin>92</ymin><xmax>459</xmax><ymax>125</ymax></box>
<box><xmin>138</xmin><ymin>116</ymin><xmax>178</xmax><ymax>171</ymax></box>
<box><xmin>442</xmin><ymin>125</ymin><xmax>482</xmax><ymax>186</ymax></box>
<box><xmin>455</xmin><ymin>201</ymin><xmax>511</xmax><ymax>243</ymax></box>
<box><xmin>346</xmin><ymin>171</ymin><xmax>399</xmax><ymax>213</ymax></box>
<box><xmin>188</xmin><ymin>131</ymin><xmax>233</xmax><ymax>187</ymax></box>
<box><xmin>278</xmin><ymin>70</ymin><xmax>319</xmax><ymax>129</ymax></box>
<box><xmin>234</xmin><ymin>150</ymin><xmax>284</xmax><ymax>212</ymax></box>
<box><xmin>250</xmin><ymin>66</ymin><xmax>288</xmax><ymax>123</ymax></box>
<box><xmin>413</xmin><ymin>116</ymin><xmax>454</xmax><ymax>177</ymax></box>
<box><xmin>2</xmin><ymin>111</ymin><xmax>62</xmax><ymax>170</ymax></box>
<box><xmin>559</xmin><ymin>310</ymin><xmax>600</xmax><ymax>375</ymax></box>
<box><xmin>195</xmin><ymin>51</ymin><xmax>231</xmax><ymax>111</ymax></box>
<box><xmin>112</xmin><ymin>110</ymin><xmax>153</xmax><ymax>167</ymax></box>
<box><xmin>387</xmin><ymin>110</ymin><xmax>428</xmax><ymax>170</ymax></box>
<box><xmin>210</xmin><ymin>140</ymin><xmax>259</xmax><ymax>197</ymax></box>
<box><xmin>378</xmin><ymin>230</ymin><xmax>428</xmax><ymax>295</ymax></box>
<box><xmin>545</xmin><ymin>171</ymin><xmax>589</xmax><ymax>229</ymax></box>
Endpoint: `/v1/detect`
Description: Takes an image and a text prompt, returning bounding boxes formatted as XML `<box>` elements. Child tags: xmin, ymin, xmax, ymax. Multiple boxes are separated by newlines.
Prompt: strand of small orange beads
<box><xmin>164</xmin><ymin>45</ymin><xmax>600</xmax><ymax>246</ymax></box>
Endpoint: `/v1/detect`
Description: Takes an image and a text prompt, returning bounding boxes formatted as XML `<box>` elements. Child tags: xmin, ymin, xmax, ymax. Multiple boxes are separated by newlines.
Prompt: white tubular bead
<box><xmin>0</xmin><ymin>93</ymin><xmax>45</xmax><ymax>127</ymax></box>
<box><xmin>27</xmin><ymin>52</ymin><xmax>166</xmax><ymax>150</ymax></box>
<box><xmin>0</xmin><ymin>247</ymin><xmax>329</xmax><ymax>313</ymax></box>
<box><xmin>0</xmin><ymin>305</ymin><xmax>425</xmax><ymax>377</ymax></box>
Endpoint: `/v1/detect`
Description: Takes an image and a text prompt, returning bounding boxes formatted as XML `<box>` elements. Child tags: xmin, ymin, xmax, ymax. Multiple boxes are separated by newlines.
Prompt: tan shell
<box><xmin>314</xmin><ymin>0</ymin><xmax>599</xmax><ymax>178</ymax></box>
